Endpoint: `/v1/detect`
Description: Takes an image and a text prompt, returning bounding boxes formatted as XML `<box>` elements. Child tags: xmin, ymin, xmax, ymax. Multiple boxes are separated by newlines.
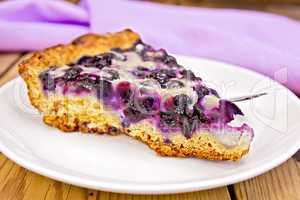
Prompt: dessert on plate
<box><xmin>19</xmin><ymin>29</ymin><xmax>254</xmax><ymax>161</ymax></box>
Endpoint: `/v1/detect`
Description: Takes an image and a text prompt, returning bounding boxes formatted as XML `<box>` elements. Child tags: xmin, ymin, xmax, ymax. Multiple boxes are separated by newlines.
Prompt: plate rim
<box><xmin>0</xmin><ymin>56</ymin><xmax>299</xmax><ymax>194</ymax></box>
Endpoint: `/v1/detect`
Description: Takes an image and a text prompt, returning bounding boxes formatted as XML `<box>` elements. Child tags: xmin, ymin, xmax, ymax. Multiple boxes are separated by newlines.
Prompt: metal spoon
<box><xmin>229</xmin><ymin>92</ymin><xmax>268</xmax><ymax>102</ymax></box>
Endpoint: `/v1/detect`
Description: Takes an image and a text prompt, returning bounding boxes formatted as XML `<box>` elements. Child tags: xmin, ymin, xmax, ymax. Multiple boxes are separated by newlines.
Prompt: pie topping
<box><xmin>39</xmin><ymin>40</ymin><xmax>253</xmax><ymax>139</ymax></box>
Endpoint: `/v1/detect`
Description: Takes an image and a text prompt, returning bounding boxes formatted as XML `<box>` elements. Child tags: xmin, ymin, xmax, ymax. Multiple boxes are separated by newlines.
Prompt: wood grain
<box><xmin>0</xmin><ymin>53</ymin><xmax>22</xmax><ymax>78</ymax></box>
<box><xmin>0</xmin><ymin>154</ymin><xmax>231</xmax><ymax>200</ymax></box>
<box><xmin>0</xmin><ymin>53</ymin><xmax>26</xmax><ymax>86</ymax></box>
<box><xmin>234</xmin><ymin>159</ymin><xmax>300</xmax><ymax>200</ymax></box>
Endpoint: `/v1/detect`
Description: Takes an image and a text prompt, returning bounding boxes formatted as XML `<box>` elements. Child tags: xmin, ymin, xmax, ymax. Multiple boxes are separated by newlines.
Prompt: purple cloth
<box><xmin>0</xmin><ymin>0</ymin><xmax>300</xmax><ymax>95</ymax></box>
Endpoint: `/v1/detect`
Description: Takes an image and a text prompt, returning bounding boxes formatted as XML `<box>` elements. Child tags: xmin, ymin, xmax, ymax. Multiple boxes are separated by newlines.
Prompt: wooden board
<box><xmin>234</xmin><ymin>159</ymin><xmax>300</xmax><ymax>200</ymax></box>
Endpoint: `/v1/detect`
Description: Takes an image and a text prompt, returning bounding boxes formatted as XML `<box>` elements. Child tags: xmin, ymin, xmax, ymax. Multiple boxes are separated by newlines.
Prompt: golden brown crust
<box><xmin>125</xmin><ymin>122</ymin><xmax>249</xmax><ymax>161</ymax></box>
<box><xmin>18</xmin><ymin>29</ymin><xmax>250</xmax><ymax>161</ymax></box>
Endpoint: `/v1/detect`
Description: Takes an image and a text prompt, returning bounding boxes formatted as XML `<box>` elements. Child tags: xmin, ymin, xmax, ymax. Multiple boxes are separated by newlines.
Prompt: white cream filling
<box><xmin>228</xmin><ymin>114</ymin><xmax>247</xmax><ymax>127</ymax></box>
<box><xmin>213</xmin><ymin>129</ymin><xmax>252</xmax><ymax>148</ymax></box>
<box><xmin>201</xmin><ymin>95</ymin><xmax>220</xmax><ymax>110</ymax></box>
<box><xmin>216</xmin><ymin>114</ymin><xmax>252</xmax><ymax>147</ymax></box>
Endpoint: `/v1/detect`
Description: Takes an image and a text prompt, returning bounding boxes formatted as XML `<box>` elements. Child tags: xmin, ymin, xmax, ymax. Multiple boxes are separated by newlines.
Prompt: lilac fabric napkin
<box><xmin>0</xmin><ymin>0</ymin><xmax>300</xmax><ymax>95</ymax></box>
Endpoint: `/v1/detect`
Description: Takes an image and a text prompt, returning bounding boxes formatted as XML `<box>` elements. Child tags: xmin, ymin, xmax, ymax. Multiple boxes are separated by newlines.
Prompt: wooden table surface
<box><xmin>1</xmin><ymin>1</ymin><xmax>300</xmax><ymax>199</ymax></box>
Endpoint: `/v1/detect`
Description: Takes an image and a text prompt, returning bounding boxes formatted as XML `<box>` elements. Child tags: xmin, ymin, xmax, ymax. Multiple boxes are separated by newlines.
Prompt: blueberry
<box><xmin>193</xmin><ymin>105</ymin><xmax>208</xmax><ymax>123</ymax></box>
<box><xmin>209</xmin><ymin>88</ymin><xmax>220</xmax><ymax>98</ymax></box>
<box><xmin>173</xmin><ymin>94</ymin><xmax>192</xmax><ymax>115</ymax></box>
<box><xmin>96</xmin><ymin>53</ymin><xmax>114</xmax><ymax>67</ymax></box>
<box><xmin>150</xmin><ymin>70</ymin><xmax>169</xmax><ymax>86</ymax></box>
<box><xmin>77</xmin><ymin>56</ymin><xmax>96</xmax><ymax>65</ymax></box>
<box><xmin>138</xmin><ymin>96</ymin><xmax>159</xmax><ymax>113</ymax></box>
<box><xmin>132</xmin><ymin>66</ymin><xmax>150</xmax><ymax>78</ymax></box>
<box><xmin>77</xmin><ymin>53</ymin><xmax>114</xmax><ymax>69</ymax></box>
<box><xmin>165</xmin><ymin>80</ymin><xmax>184</xmax><ymax>89</ymax></box>
<box><xmin>132</xmin><ymin>68</ymin><xmax>149</xmax><ymax>78</ymax></box>
<box><xmin>150</xmin><ymin>69</ymin><xmax>176</xmax><ymax>87</ymax></box>
<box><xmin>39</xmin><ymin>70</ymin><xmax>56</xmax><ymax>91</ymax></box>
<box><xmin>116</xmin><ymin>82</ymin><xmax>134</xmax><ymax>104</ymax></box>
<box><xmin>219</xmin><ymin>100</ymin><xmax>243</xmax><ymax>123</ymax></box>
<box><xmin>101</xmin><ymin>68</ymin><xmax>119</xmax><ymax>81</ymax></box>
<box><xmin>123</xmin><ymin>106</ymin><xmax>145</xmax><ymax>123</ymax></box>
<box><xmin>193</xmin><ymin>85</ymin><xmax>209</xmax><ymax>100</ymax></box>
<box><xmin>165</xmin><ymin>69</ymin><xmax>177</xmax><ymax>78</ymax></box>
<box><xmin>77</xmin><ymin>76</ymin><xmax>97</xmax><ymax>91</ymax></box>
<box><xmin>163</xmin><ymin>55</ymin><xmax>177</xmax><ymax>65</ymax></box>
<box><xmin>181</xmin><ymin>116</ymin><xmax>198</xmax><ymax>139</ymax></box>
<box><xmin>181</xmin><ymin>70</ymin><xmax>201</xmax><ymax>81</ymax></box>
<box><xmin>96</xmin><ymin>80</ymin><xmax>113</xmax><ymax>99</ymax></box>
<box><xmin>137</xmin><ymin>66</ymin><xmax>150</xmax><ymax>71</ymax></box>
<box><xmin>160</xmin><ymin>111</ymin><xmax>179</xmax><ymax>127</ymax></box>
<box><xmin>64</xmin><ymin>67</ymin><xmax>82</xmax><ymax>81</ymax></box>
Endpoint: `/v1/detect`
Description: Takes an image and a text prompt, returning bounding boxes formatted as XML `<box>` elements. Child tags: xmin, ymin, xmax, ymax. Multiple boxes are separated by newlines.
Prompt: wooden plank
<box><xmin>63</xmin><ymin>187</ymin><xmax>231</xmax><ymax>200</ymax></box>
<box><xmin>233</xmin><ymin>158</ymin><xmax>300</xmax><ymax>200</ymax></box>
<box><xmin>0</xmin><ymin>157</ymin><xmax>29</xmax><ymax>200</ymax></box>
<box><xmin>0</xmin><ymin>152</ymin><xmax>231</xmax><ymax>200</ymax></box>
<box><xmin>0</xmin><ymin>53</ymin><xmax>21</xmax><ymax>77</ymax></box>
<box><xmin>44</xmin><ymin>182</ymin><xmax>71</xmax><ymax>200</ymax></box>
<box><xmin>65</xmin><ymin>186</ymin><xmax>87</xmax><ymax>200</ymax></box>
<box><xmin>0</xmin><ymin>53</ymin><xmax>31</xmax><ymax>86</ymax></box>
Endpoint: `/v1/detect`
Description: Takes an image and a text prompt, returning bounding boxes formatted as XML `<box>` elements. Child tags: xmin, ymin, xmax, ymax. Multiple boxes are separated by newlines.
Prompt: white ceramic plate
<box><xmin>0</xmin><ymin>56</ymin><xmax>299</xmax><ymax>194</ymax></box>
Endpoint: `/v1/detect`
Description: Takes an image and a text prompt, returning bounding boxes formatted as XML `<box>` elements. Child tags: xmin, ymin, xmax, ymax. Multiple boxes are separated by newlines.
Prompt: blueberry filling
<box><xmin>116</xmin><ymin>81</ymin><xmax>134</xmax><ymax>104</ymax></box>
<box><xmin>123</xmin><ymin>104</ymin><xmax>146</xmax><ymax>123</ymax></box>
<box><xmin>96</xmin><ymin>80</ymin><xmax>113</xmax><ymax>99</ymax></box>
<box><xmin>160</xmin><ymin>111</ymin><xmax>179</xmax><ymax>127</ymax></box>
<box><xmin>64</xmin><ymin>67</ymin><xmax>83</xmax><ymax>81</ymax></box>
<box><xmin>139</xmin><ymin>96</ymin><xmax>156</xmax><ymax>112</ymax></box>
<box><xmin>181</xmin><ymin>116</ymin><xmax>198</xmax><ymax>139</ymax></box>
<box><xmin>193</xmin><ymin>85</ymin><xmax>210</xmax><ymax>100</ymax></box>
<box><xmin>165</xmin><ymin>80</ymin><xmax>184</xmax><ymax>89</ymax></box>
<box><xmin>39</xmin><ymin>68</ymin><xmax>56</xmax><ymax>91</ymax></box>
<box><xmin>209</xmin><ymin>88</ymin><xmax>220</xmax><ymax>97</ymax></box>
<box><xmin>173</xmin><ymin>94</ymin><xmax>192</xmax><ymax>115</ymax></box>
<box><xmin>77</xmin><ymin>75</ymin><xmax>98</xmax><ymax>91</ymax></box>
<box><xmin>39</xmin><ymin>40</ymin><xmax>245</xmax><ymax>139</ymax></box>
<box><xmin>181</xmin><ymin>69</ymin><xmax>202</xmax><ymax>81</ymax></box>
<box><xmin>101</xmin><ymin>68</ymin><xmax>119</xmax><ymax>81</ymax></box>
<box><xmin>132</xmin><ymin>66</ymin><xmax>150</xmax><ymax>78</ymax></box>
<box><xmin>163</xmin><ymin>55</ymin><xmax>177</xmax><ymax>65</ymax></box>
<box><xmin>150</xmin><ymin>69</ymin><xmax>177</xmax><ymax>88</ymax></box>
<box><xmin>77</xmin><ymin>53</ymin><xmax>114</xmax><ymax>69</ymax></box>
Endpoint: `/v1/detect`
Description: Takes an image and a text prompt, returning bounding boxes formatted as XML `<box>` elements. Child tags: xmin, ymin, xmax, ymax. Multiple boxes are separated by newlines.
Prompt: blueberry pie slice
<box><xmin>19</xmin><ymin>30</ymin><xmax>254</xmax><ymax>161</ymax></box>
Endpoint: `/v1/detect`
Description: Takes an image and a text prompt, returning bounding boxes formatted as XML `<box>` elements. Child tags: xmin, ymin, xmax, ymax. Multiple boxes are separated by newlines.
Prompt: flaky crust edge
<box><xmin>18</xmin><ymin>29</ymin><xmax>250</xmax><ymax>161</ymax></box>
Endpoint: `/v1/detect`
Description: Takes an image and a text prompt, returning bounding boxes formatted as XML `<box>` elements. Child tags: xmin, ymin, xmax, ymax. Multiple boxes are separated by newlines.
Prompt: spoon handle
<box><xmin>229</xmin><ymin>92</ymin><xmax>267</xmax><ymax>102</ymax></box>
